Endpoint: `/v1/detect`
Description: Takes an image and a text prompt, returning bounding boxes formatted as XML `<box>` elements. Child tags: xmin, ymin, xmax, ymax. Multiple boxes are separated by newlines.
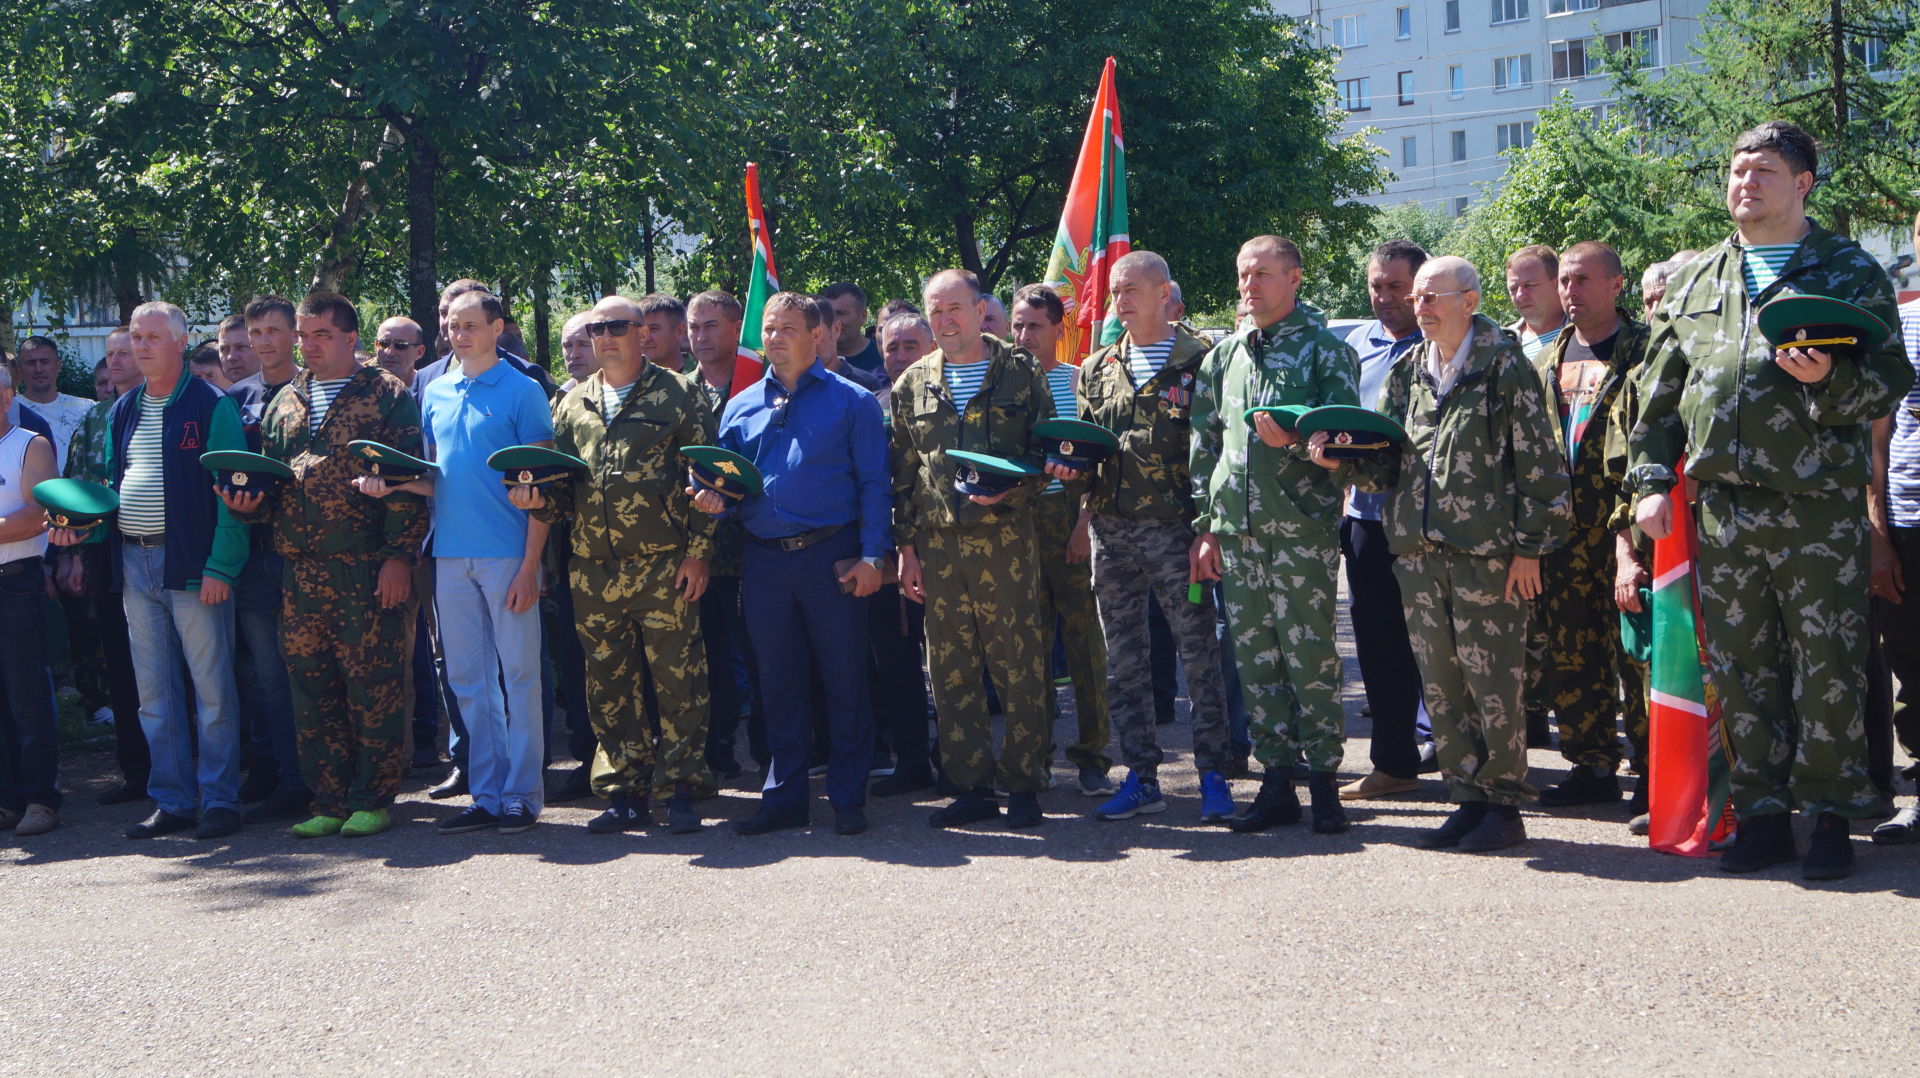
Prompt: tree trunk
<box><xmin>954</xmin><ymin>212</ymin><xmax>986</xmax><ymax>281</ymax></box>
<box><xmin>1829</xmin><ymin>0</ymin><xmax>1851</xmax><ymax>237</ymax></box>
<box><xmin>0</xmin><ymin>299</ymin><xmax>13</xmax><ymax>353</ymax></box>
<box><xmin>642</xmin><ymin>198</ymin><xmax>656</xmax><ymax>294</ymax></box>
<box><xmin>310</xmin><ymin>123</ymin><xmax>398</xmax><ymax>293</ymax></box>
<box><xmin>406</xmin><ymin>129</ymin><xmax>442</xmax><ymax>348</ymax></box>
<box><xmin>532</xmin><ymin>267</ymin><xmax>551</xmax><ymax>373</ymax></box>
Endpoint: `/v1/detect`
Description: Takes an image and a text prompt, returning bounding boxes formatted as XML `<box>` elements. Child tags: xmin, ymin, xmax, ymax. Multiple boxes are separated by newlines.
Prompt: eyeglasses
<box><xmin>1411</xmin><ymin>290</ymin><xmax>1468</xmax><ymax>306</ymax></box>
<box><xmin>375</xmin><ymin>338</ymin><xmax>420</xmax><ymax>350</ymax></box>
<box><xmin>586</xmin><ymin>319</ymin><xmax>639</xmax><ymax>338</ymax></box>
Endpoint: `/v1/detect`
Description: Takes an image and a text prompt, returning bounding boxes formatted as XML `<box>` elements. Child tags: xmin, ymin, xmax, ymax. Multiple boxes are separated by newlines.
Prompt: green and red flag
<box><xmin>1041</xmin><ymin>56</ymin><xmax>1129</xmax><ymax>365</ymax></box>
<box><xmin>731</xmin><ymin>162</ymin><xmax>776</xmax><ymax>397</ymax></box>
<box><xmin>1645</xmin><ymin>481</ymin><xmax>1736</xmax><ymax>856</ymax></box>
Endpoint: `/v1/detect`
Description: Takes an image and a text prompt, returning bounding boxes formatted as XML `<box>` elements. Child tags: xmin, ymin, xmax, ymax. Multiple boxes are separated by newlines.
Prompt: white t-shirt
<box><xmin>20</xmin><ymin>393</ymin><xmax>94</xmax><ymax>473</ymax></box>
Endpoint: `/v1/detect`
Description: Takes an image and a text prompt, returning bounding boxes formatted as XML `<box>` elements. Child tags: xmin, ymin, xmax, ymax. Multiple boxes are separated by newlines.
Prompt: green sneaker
<box><xmin>340</xmin><ymin>809</ymin><xmax>391</xmax><ymax>838</ymax></box>
<box><xmin>290</xmin><ymin>815</ymin><xmax>346</xmax><ymax>838</ymax></box>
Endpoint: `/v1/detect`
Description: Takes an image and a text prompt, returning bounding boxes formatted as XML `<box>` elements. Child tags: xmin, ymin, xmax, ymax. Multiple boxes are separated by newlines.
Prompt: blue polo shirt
<box><xmin>422</xmin><ymin>358</ymin><xmax>555</xmax><ymax>559</ymax></box>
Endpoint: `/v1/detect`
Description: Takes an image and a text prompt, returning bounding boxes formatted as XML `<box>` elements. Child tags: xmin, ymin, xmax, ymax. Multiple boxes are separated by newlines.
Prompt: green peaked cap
<box><xmin>346</xmin><ymin>440</ymin><xmax>435</xmax><ymax>482</ymax></box>
<box><xmin>488</xmin><ymin>445</ymin><xmax>588</xmax><ymax>488</ymax></box>
<box><xmin>680</xmin><ymin>446</ymin><xmax>764</xmax><ymax>500</ymax></box>
<box><xmin>947</xmin><ymin>449</ymin><xmax>1038</xmax><ymax>496</ymax></box>
<box><xmin>200</xmin><ymin>449</ymin><xmax>293</xmax><ymax>496</ymax></box>
<box><xmin>1293</xmin><ymin>405</ymin><xmax>1408</xmax><ymax>459</ymax></box>
<box><xmin>1755</xmin><ymin>294</ymin><xmax>1891</xmax><ymax>356</ymax></box>
<box><xmin>33</xmin><ymin>478</ymin><xmax>118</xmax><ymax>531</ymax></box>
<box><xmin>1032</xmin><ymin>418</ymin><xmax>1119</xmax><ymax>469</ymax></box>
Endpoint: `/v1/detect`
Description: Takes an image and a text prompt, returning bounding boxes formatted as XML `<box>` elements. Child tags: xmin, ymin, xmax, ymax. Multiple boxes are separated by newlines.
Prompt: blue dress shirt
<box><xmin>1343</xmin><ymin>318</ymin><xmax>1422</xmax><ymax>521</ymax></box>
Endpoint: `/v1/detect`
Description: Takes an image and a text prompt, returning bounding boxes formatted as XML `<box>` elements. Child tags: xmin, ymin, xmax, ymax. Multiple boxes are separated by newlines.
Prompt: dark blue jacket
<box><xmin>107</xmin><ymin>374</ymin><xmax>248</xmax><ymax>590</ymax></box>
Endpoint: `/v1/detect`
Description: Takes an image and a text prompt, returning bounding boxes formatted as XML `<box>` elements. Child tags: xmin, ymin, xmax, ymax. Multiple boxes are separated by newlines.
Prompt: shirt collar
<box><xmin>454</xmin><ymin>359</ymin><xmax>508</xmax><ymax>388</ymax></box>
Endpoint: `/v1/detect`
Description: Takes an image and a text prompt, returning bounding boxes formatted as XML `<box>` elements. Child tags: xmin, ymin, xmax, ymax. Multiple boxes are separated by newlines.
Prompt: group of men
<box><xmin>1</xmin><ymin>119</ymin><xmax>1916</xmax><ymax>881</ymax></box>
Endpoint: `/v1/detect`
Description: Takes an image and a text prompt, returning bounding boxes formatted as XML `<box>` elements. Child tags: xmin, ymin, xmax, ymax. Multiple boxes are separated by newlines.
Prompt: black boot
<box><xmin>1538</xmin><ymin>764</ymin><xmax>1622</xmax><ymax>808</ymax></box>
<box><xmin>1307</xmin><ymin>772</ymin><xmax>1349</xmax><ymax>834</ymax></box>
<box><xmin>667</xmin><ymin>785</ymin><xmax>701</xmax><ymax>834</ymax></box>
<box><xmin>928</xmin><ymin>788</ymin><xmax>1000</xmax><ymax>828</ymax></box>
<box><xmin>1229</xmin><ymin>768</ymin><xmax>1301</xmax><ymax>833</ymax></box>
<box><xmin>1005</xmin><ymin>792</ymin><xmax>1043</xmax><ymax>829</ymax></box>
<box><xmin>1719</xmin><ymin>811</ymin><xmax>1796</xmax><ymax>872</ymax></box>
<box><xmin>1801</xmin><ymin>812</ymin><xmax>1855</xmax><ymax>881</ymax></box>
<box><xmin>1416</xmin><ymin>802</ymin><xmax>1488</xmax><ymax>849</ymax></box>
<box><xmin>1458</xmin><ymin>803</ymin><xmax>1526</xmax><ymax>852</ymax></box>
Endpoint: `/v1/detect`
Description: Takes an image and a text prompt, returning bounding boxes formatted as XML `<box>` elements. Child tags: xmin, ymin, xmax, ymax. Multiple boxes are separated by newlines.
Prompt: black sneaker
<box><xmin>1005</xmin><ymin>792</ymin><xmax>1043</xmax><ymax>829</ymax></box>
<box><xmin>1801</xmin><ymin>813</ymin><xmax>1855</xmax><ymax>881</ymax></box>
<box><xmin>437</xmin><ymin>805</ymin><xmax>501</xmax><ymax>835</ymax></box>
<box><xmin>194</xmin><ymin>808</ymin><xmax>244</xmax><ymax>841</ymax></box>
<box><xmin>126</xmin><ymin>809</ymin><xmax>196</xmax><ymax>839</ymax></box>
<box><xmin>1416</xmin><ymin>802</ymin><xmax>1489</xmax><ymax>849</ymax></box>
<box><xmin>498</xmin><ymin>803</ymin><xmax>538</xmax><ymax>835</ymax></box>
<box><xmin>1538</xmin><ymin>765</ymin><xmax>1622</xmax><ymax>808</ymax></box>
<box><xmin>834</xmin><ymin>806</ymin><xmax>868</xmax><ymax>836</ymax></box>
<box><xmin>928</xmin><ymin>790</ymin><xmax>1000</xmax><ymax>828</ymax></box>
<box><xmin>244</xmin><ymin>786</ymin><xmax>312</xmax><ymax>824</ymax></box>
<box><xmin>1719</xmin><ymin>812</ymin><xmax>1797</xmax><ymax>873</ymax></box>
<box><xmin>1457</xmin><ymin>804</ymin><xmax>1526</xmax><ymax>852</ymax></box>
<box><xmin>587</xmin><ymin>795</ymin><xmax>648</xmax><ymax>834</ymax></box>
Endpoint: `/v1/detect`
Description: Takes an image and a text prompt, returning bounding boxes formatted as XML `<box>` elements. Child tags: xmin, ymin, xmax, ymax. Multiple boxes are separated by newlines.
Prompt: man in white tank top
<box><xmin>0</xmin><ymin>367</ymin><xmax>60</xmax><ymax>836</ymax></box>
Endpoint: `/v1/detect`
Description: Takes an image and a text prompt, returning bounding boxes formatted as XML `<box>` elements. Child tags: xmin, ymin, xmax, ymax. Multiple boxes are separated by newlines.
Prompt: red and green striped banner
<box><xmin>731</xmin><ymin>162</ymin><xmax>775</xmax><ymax>396</ymax></box>
<box><xmin>1041</xmin><ymin>56</ymin><xmax>1129</xmax><ymax>365</ymax></box>
<box><xmin>1646</xmin><ymin>484</ymin><xmax>1736</xmax><ymax>856</ymax></box>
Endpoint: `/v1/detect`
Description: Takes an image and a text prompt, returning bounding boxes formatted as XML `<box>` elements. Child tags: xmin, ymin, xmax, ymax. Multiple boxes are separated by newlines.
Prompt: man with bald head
<box><xmin>1324</xmin><ymin>255</ymin><xmax>1570</xmax><ymax>852</ymax></box>
<box><xmin>523</xmin><ymin>294</ymin><xmax>715</xmax><ymax>834</ymax></box>
<box><xmin>373</xmin><ymin>316</ymin><xmax>427</xmax><ymax>384</ymax></box>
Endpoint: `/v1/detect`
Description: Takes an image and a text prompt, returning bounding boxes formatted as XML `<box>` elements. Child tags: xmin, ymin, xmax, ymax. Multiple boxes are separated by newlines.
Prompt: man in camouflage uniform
<box><xmin>1334</xmin><ymin>256</ymin><xmax>1571</xmax><ymax>853</ymax></box>
<box><xmin>1061</xmin><ymin>252</ymin><xmax>1231</xmax><ymax>823</ymax></box>
<box><xmin>1526</xmin><ymin>242</ymin><xmax>1655</xmax><ymax>814</ymax></box>
<box><xmin>1630</xmin><ymin>121</ymin><xmax>1912</xmax><ymax>880</ymax></box>
<box><xmin>525</xmin><ymin>294</ymin><xmax>714</xmax><ymax>834</ymax></box>
<box><xmin>225</xmin><ymin>292</ymin><xmax>428</xmax><ymax>838</ymax></box>
<box><xmin>1191</xmin><ymin>236</ymin><xmax>1363</xmax><ymax>834</ymax></box>
<box><xmin>892</xmin><ymin>268</ymin><xmax>1054</xmax><ymax>829</ymax></box>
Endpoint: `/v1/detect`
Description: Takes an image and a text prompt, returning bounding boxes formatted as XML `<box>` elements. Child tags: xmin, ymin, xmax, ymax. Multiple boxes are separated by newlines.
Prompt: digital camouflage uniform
<box><xmin>1346</xmin><ymin>313</ymin><xmax>1572</xmax><ymax>805</ymax></box>
<box><xmin>242</xmin><ymin>366</ymin><xmax>429</xmax><ymax>818</ymax></box>
<box><xmin>1190</xmin><ymin>307</ymin><xmax>1361</xmax><ymax>775</ymax></box>
<box><xmin>1077</xmin><ymin>325</ymin><xmax>1227</xmax><ymax>776</ymax></box>
<box><xmin>1628</xmin><ymin>222</ymin><xmax>1912</xmax><ymax>820</ymax></box>
<box><xmin>538</xmin><ymin>365</ymin><xmax>715</xmax><ymax>802</ymax></box>
<box><xmin>890</xmin><ymin>334</ymin><xmax>1055</xmax><ymax>794</ymax></box>
<box><xmin>1524</xmin><ymin>312</ymin><xmax>1653</xmax><ymax>772</ymax></box>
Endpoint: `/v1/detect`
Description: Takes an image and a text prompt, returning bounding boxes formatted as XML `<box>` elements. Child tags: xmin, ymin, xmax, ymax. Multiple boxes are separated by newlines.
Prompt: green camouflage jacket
<box><xmin>243</xmin><ymin>366</ymin><xmax>429</xmax><ymax>562</ymax></box>
<box><xmin>1345</xmin><ymin>313</ymin><xmax>1571</xmax><ymax>558</ymax></box>
<box><xmin>1075</xmin><ymin>325</ymin><xmax>1210</xmax><ymax>520</ymax></box>
<box><xmin>1529</xmin><ymin>309</ymin><xmax>1652</xmax><ymax>533</ymax></box>
<box><xmin>60</xmin><ymin>399</ymin><xmax>114</xmax><ymax>547</ymax></box>
<box><xmin>1628</xmin><ymin>221</ymin><xmax>1912</xmax><ymax>498</ymax></box>
<box><xmin>888</xmin><ymin>334</ymin><xmax>1054</xmax><ymax>548</ymax></box>
<box><xmin>539</xmin><ymin>364</ymin><xmax>715</xmax><ymax>563</ymax></box>
<box><xmin>1190</xmin><ymin>303</ymin><xmax>1361</xmax><ymax>538</ymax></box>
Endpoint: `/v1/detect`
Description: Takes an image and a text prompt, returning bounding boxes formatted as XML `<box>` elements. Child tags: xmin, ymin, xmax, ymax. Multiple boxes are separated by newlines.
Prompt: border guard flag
<box><xmin>731</xmin><ymin>163</ymin><xmax>777</xmax><ymax>397</ymax></box>
<box><xmin>1041</xmin><ymin>57</ymin><xmax>1129</xmax><ymax>365</ymax></box>
<box><xmin>1646</xmin><ymin>482</ymin><xmax>1736</xmax><ymax>856</ymax></box>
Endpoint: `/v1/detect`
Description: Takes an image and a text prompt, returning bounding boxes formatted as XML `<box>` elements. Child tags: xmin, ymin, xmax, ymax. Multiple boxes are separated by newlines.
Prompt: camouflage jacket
<box><xmin>59</xmin><ymin>399</ymin><xmax>114</xmax><ymax>547</ymax></box>
<box><xmin>1076</xmin><ymin>325</ymin><xmax>1211</xmax><ymax>520</ymax></box>
<box><xmin>243</xmin><ymin>365</ymin><xmax>430</xmax><ymax>562</ymax></box>
<box><xmin>1628</xmin><ymin>221</ymin><xmax>1912</xmax><ymax>498</ymax></box>
<box><xmin>1529</xmin><ymin>309</ymin><xmax>1651</xmax><ymax>532</ymax></box>
<box><xmin>888</xmin><ymin>334</ymin><xmax>1054</xmax><ymax>548</ymax></box>
<box><xmin>538</xmin><ymin>364</ymin><xmax>715</xmax><ymax>563</ymax></box>
<box><xmin>1190</xmin><ymin>303</ymin><xmax>1361</xmax><ymax>538</ymax></box>
<box><xmin>1345</xmin><ymin>314</ymin><xmax>1571</xmax><ymax>559</ymax></box>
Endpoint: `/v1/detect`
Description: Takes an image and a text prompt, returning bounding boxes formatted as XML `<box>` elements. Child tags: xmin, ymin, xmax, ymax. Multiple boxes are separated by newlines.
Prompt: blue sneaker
<box><xmin>1097</xmin><ymin>771</ymin><xmax>1166</xmax><ymax>821</ymax></box>
<box><xmin>1199</xmin><ymin>770</ymin><xmax>1235</xmax><ymax>823</ymax></box>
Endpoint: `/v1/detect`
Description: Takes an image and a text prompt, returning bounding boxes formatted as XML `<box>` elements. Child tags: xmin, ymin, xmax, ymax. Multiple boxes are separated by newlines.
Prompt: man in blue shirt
<box><xmin>362</xmin><ymin>289</ymin><xmax>555</xmax><ymax>834</ymax></box>
<box><xmin>694</xmin><ymin>291</ymin><xmax>891</xmax><ymax>836</ymax></box>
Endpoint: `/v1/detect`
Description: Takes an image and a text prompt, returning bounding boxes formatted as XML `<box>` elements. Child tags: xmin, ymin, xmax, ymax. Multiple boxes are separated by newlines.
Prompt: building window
<box><xmin>1332</xmin><ymin>14</ymin><xmax>1367</xmax><ymax>49</ymax></box>
<box><xmin>1604</xmin><ymin>27</ymin><xmax>1660</xmax><ymax>69</ymax></box>
<box><xmin>1397</xmin><ymin>71</ymin><xmax>1415</xmax><ymax>105</ymax></box>
<box><xmin>1493</xmin><ymin>53</ymin><xmax>1533</xmax><ymax>92</ymax></box>
<box><xmin>1453</xmin><ymin>196</ymin><xmax>1471</xmax><ymax>218</ymax></box>
<box><xmin>1496</xmin><ymin>120</ymin><xmax>1537</xmax><ymax>152</ymax></box>
<box><xmin>1491</xmin><ymin>0</ymin><xmax>1528</xmax><ymax>25</ymax></box>
<box><xmin>1401</xmin><ymin>136</ymin><xmax>1418</xmax><ymax>167</ymax></box>
<box><xmin>1444</xmin><ymin>0</ymin><xmax>1461</xmax><ymax>33</ymax></box>
<box><xmin>1547</xmin><ymin>0</ymin><xmax>1597</xmax><ymax>13</ymax></box>
<box><xmin>1851</xmin><ymin>36</ymin><xmax>1887</xmax><ymax>71</ymax></box>
<box><xmin>1396</xmin><ymin>6</ymin><xmax>1412</xmax><ymax>39</ymax></box>
<box><xmin>1552</xmin><ymin>38</ymin><xmax>1591</xmax><ymax>81</ymax></box>
<box><xmin>1450</xmin><ymin>129</ymin><xmax>1468</xmax><ymax>163</ymax></box>
<box><xmin>1340</xmin><ymin>77</ymin><xmax>1371</xmax><ymax>111</ymax></box>
<box><xmin>1448</xmin><ymin>65</ymin><xmax>1465</xmax><ymax>98</ymax></box>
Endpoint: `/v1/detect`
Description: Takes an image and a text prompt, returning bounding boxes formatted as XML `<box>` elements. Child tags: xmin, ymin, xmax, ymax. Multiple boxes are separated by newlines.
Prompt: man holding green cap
<box><xmin>0</xmin><ymin>366</ymin><xmax>60</xmax><ymax>836</ymax></box>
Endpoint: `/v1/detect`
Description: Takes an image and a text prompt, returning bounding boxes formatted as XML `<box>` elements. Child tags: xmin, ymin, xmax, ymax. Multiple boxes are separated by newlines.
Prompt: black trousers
<box><xmin>83</xmin><ymin>543</ymin><xmax>146</xmax><ymax>787</ymax></box>
<box><xmin>1867</xmin><ymin>524</ymin><xmax>1920</xmax><ymax>797</ymax></box>
<box><xmin>1341</xmin><ymin>516</ymin><xmax>1424</xmax><ymax>779</ymax></box>
<box><xmin>868</xmin><ymin>582</ymin><xmax>933</xmax><ymax>778</ymax></box>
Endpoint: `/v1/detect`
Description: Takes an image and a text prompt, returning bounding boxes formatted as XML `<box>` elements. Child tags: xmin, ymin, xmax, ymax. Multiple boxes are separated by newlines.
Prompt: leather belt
<box><xmin>121</xmin><ymin>532</ymin><xmax>167</xmax><ymax>547</ymax></box>
<box><xmin>748</xmin><ymin>523</ymin><xmax>845</xmax><ymax>552</ymax></box>
<box><xmin>0</xmin><ymin>556</ymin><xmax>39</xmax><ymax>578</ymax></box>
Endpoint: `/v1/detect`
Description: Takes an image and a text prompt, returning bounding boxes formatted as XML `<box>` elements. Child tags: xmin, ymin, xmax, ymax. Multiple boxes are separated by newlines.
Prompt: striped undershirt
<box><xmin>1888</xmin><ymin>298</ymin><xmax>1920</xmax><ymax>527</ymax></box>
<box><xmin>1517</xmin><ymin>321</ymin><xmax>1566</xmax><ymax>361</ymax></box>
<box><xmin>118</xmin><ymin>391</ymin><xmax>168</xmax><ymax>536</ymax></box>
<box><xmin>602</xmin><ymin>379</ymin><xmax>637</xmax><ymax>418</ymax></box>
<box><xmin>1042</xmin><ymin>363</ymin><xmax>1076</xmax><ymax>495</ymax></box>
<box><xmin>308</xmin><ymin>377</ymin><xmax>352</xmax><ymax>434</ymax></box>
<box><xmin>1742</xmin><ymin>243</ymin><xmax>1799</xmax><ymax>300</ymax></box>
<box><xmin>943</xmin><ymin>358</ymin><xmax>991</xmax><ymax>410</ymax></box>
<box><xmin>1125</xmin><ymin>337</ymin><xmax>1176</xmax><ymax>387</ymax></box>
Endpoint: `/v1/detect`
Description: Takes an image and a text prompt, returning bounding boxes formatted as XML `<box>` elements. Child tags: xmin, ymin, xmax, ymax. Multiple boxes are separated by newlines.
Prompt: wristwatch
<box><xmin>861</xmin><ymin>555</ymin><xmax>885</xmax><ymax>570</ymax></box>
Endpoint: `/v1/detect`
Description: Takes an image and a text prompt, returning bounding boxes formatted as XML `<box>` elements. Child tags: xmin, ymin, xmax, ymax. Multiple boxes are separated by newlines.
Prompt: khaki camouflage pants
<box><xmin>1036</xmin><ymin>490</ymin><xmax>1110</xmax><ymax>773</ymax></box>
<box><xmin>1695</xmin><ymin>482</ymin><xmax>1876</xmax><ymax>819</ymax></box>
<box><xmin>282</xmin><ymin>554</ymin><xmax>410</xmax><ymax>816</ymax></box>
<box><xmin>1219</xmin><ymin>530</ymin><xmax>1342</xmax><ymax>773</ymax></box>
<box><xmin>571</xmin><ymin>554</ymin><xmax>710</xmax><ymax>800</ymax></box>
<box><xmin>1525</xmin><ymin>522</ymin><xmax>1632</xmax><ymax>770</ymax></box>
<box><xmin>1395</xmin><ymin>548</ymin><xmax>1535</xmax><ymax>805</ymax></box>
<box><xmin>920</xmin><ymin>520</ymin><xmax>1050</xmax><ymax>794</ymax></box>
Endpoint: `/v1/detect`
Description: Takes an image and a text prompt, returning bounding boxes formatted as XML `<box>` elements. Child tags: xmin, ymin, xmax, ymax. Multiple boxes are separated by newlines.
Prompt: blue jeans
<box><xmin>435</xmin><ymin>557</ymin><xmax>545</xmax><ymax>815</ymax></box>
<box><xmin>0</xmin><ymin>560</ymin><xmax>60</xmax><ymax>811</ymax></box>
<box><xmin>122</xmin><ymin>544</ymin><xmax>241</xmax><ymax>817</ymax></box>
<box><xmin>234</xmin><ymin>548</ymin><xmax>303</xmax><ymax>791</ymax></box>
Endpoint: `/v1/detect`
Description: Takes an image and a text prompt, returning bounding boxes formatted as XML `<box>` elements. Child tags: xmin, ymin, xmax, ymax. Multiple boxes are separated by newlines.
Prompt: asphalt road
<box><xmin>5</xmin><ymin>647</ymin><xmax>1918</xmax><ymax>1075</ymax></box>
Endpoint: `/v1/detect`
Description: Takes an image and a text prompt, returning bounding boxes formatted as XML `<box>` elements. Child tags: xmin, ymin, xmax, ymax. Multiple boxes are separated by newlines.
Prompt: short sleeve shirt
<box><xmin>422</xmin><ymin>360</ymin><xmax>555</xmax><ymax>559</ymax></box>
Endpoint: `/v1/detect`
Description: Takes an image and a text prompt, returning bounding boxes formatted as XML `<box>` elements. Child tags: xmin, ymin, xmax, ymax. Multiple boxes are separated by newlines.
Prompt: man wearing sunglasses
<box><xmin>374</xmin><ymin>317</ymin><xmax>427</xmax><ymax>384</ymax></box>
<box><xmin>518</xmin><ymin>295</ymin><xmax>715</xmax><ymax>835</ymax></box>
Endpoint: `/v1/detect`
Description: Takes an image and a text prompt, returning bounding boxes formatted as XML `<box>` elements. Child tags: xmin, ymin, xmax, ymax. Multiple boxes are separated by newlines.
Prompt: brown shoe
<box><xmin>15</xmin><ymin>804</ymin><xmax>59</xmax><ymax>836</ymax></box>
<box><xmin>1338</xmin><ymin>770</ymin><xmax>1421</xmax><ymax>801</ymax></box>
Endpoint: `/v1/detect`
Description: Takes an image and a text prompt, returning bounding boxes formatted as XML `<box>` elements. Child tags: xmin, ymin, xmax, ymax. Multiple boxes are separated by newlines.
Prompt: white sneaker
<box><xmin>16</xmin><ymin>804</ymin><xmax>58</xmax><ymax>836</ymax></box>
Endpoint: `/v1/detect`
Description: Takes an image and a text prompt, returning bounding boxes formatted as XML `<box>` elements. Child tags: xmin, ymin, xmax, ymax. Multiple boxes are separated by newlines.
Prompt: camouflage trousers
<box><xmin>1395</xmin><ymin>548</ymin><xmax>1535</xmax><ymax>805</ymax></box>
<box><xmin>1218</xmin><ymin>530</ymin><xmax>1341</xmax><ymax>774</ymax></box>
<box><xmin>920</xmin><ymin>519</ymin><xmax>1050</xmax><ymax>794</ymax></box>
<box><xmin>1695</xmin><ymin>482</ymin><xmax>1876</xmax><ymax>819</ymax></box>
<box><xmin>281</xmin><ymin>555</ymin><xmax>411</xmax><ymax>817</ymax></box>
<box><xmin>1092</xmin><ymin>514</ymin><xmax>1228</xmax><ymax>774</ymax></box>
<box><xmin>1036</xmin><ymin>491</ymin><xmax>1110</xmax><ymax>773</ymax></box>
<box><xmin>571</xmin><ymin>554</ymin><xmax>710</xmax><ymax>801</ymax></box>
<box><xmin>1524</xmin><ymin>523</ymin><xmax>1641</xmax><ymax>770</ymax></box>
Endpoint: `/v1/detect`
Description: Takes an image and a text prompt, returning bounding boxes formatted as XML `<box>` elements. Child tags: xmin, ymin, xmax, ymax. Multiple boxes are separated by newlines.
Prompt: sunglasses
<box><xmin>376</xmin><ymin>338</ymin><xmax>421</xmax><ymax>350</ymax></box>
<box><xmin>586</xmin><ymin>319</ymin><xmax>639</xmax><ymax>338</ymax></box>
